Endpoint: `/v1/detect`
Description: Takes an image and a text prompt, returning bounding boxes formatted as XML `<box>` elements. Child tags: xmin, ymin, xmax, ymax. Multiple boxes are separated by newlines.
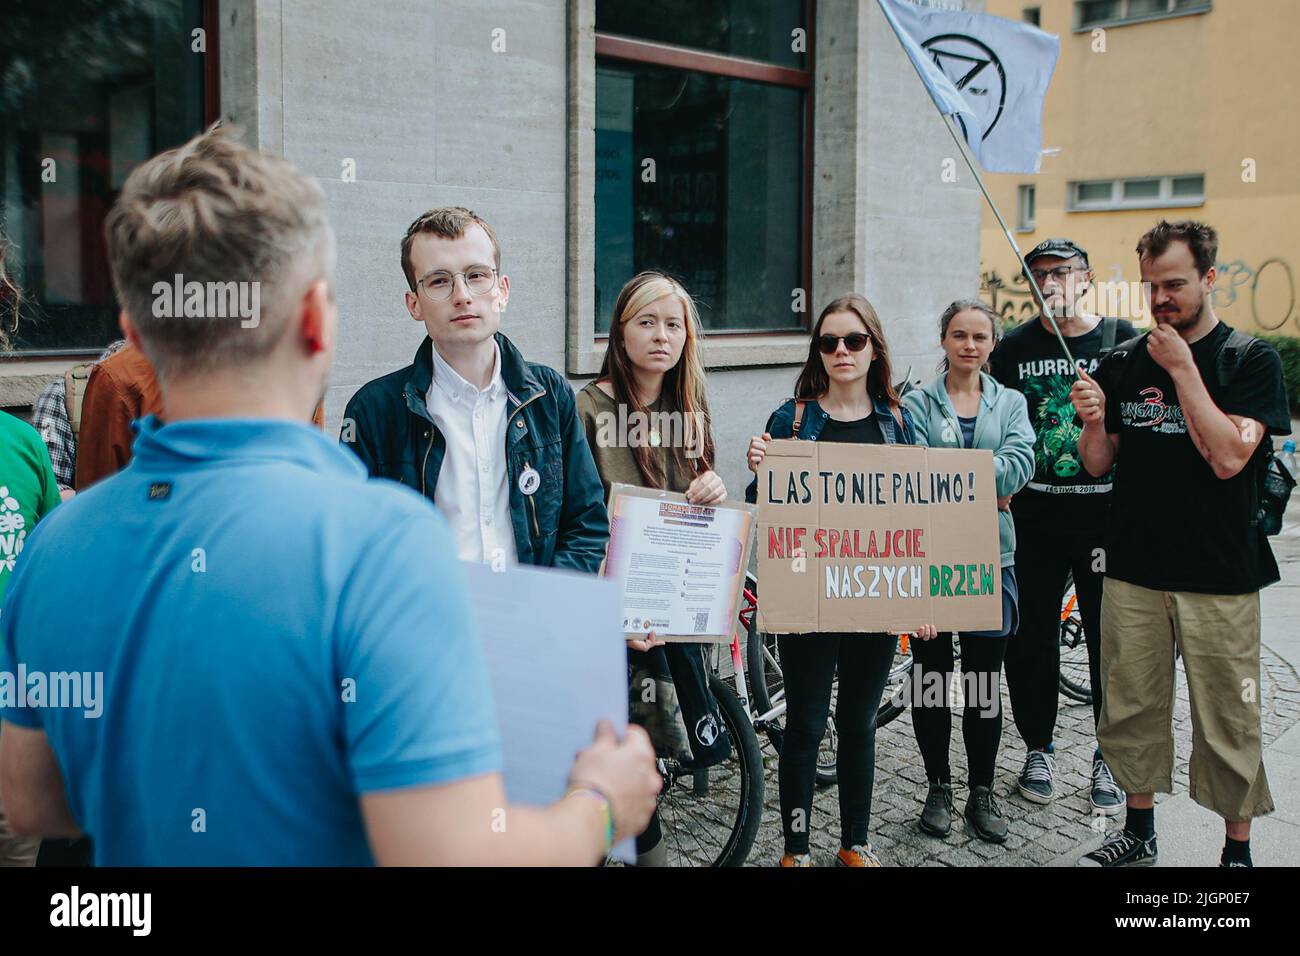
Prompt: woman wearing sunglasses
<box><xmin>744</xmin><ymin>294</ymin><xmax>937</xmax><ymax>867</ymax></box>
<box><xmin>900</xmin><ymin>299</ymin><xmax>1033</xmax><ymax>844</ymax></box>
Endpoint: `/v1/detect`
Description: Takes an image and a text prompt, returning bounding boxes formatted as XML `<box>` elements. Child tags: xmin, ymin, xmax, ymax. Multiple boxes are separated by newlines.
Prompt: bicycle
<box><xmin>644</xmin><ymin>614</ymin><xmax>765</xmax><ymax>867</ymax></box>
<box><xmin>643</xmin><ymin>566</ymin><xmax>859</xmax><ymax>865</ymax></box>
<box><xmin>741</xmin><ymin>571</ymin><xmax>915</xmax><ymax>788</ymax></box>
<box><xmin>1058</xmin><ymin>572</ymin><xmax>1092</xmax><ymax>704</ymax></box>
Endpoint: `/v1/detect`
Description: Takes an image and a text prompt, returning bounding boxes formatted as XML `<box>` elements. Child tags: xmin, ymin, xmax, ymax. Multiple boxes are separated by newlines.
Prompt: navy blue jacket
<box><xmin>341</xmin><ymin>334</ymin><xmax>608</xmax><ymax>572</ymax></box>
<box><xmin>744</xmin><ymin>396</ymin><xmax>918</xmax><ymax>504</ymax></box>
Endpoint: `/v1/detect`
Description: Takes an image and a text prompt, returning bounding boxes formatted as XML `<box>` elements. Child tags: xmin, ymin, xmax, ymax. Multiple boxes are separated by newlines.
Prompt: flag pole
<box><xmin>873</xmin><ymin>0</ymin><xmax>1080</xmax><ymax>376</ymax></box>
<box><xmin>938</xmin><ymin>113</ymin><xmax>1079</xmax><ymax>375</ymax></box>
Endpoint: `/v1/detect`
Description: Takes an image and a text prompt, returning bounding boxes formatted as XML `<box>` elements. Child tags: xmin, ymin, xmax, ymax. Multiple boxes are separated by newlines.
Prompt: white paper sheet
<box><xmin>461</xmin><ymin>559</ymin><xmax>634</xmax><ymax>863</ymax></box>
<box><xmin>604</xmin><ymin>485</ymin><xmax>755</xmax><ymax>641</ymax></box>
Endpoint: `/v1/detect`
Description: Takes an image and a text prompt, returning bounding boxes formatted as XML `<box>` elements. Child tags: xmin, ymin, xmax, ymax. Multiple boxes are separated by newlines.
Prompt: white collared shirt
<box><xmin>426</xmin><ymin>342</ymin><xmax>517</xmax><ymax>565</ymax></box>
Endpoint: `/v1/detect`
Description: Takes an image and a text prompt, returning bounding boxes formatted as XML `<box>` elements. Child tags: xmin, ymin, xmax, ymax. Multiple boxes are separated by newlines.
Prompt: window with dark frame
<box><xmin>1017</xmin><ymin>184</ymin><xmax>1036</xmax><ymax>231</ymax></box>
<box><xmin>593</xmin><ymin>1</ymin><xmax>811</xmax><ymax>335</ymax></box>
<box><xmin>1067</xmin><ymin>173</ymin><xmax>1205</xmax><ymax>210</ymax></box>
<box><xmin>0</xmin><ymin>0</ymin><xmax>213</xmax><ymax>356</ymax></box>
<box><xmin>1023</xmin><ymin>7</ymin><xmax>1042</xmax><ymax>26</ymax></box>
<box><xmin>1076</xmin><ymin>0</ymin><xmax>1211</xmax><ymax>30</ymax></box>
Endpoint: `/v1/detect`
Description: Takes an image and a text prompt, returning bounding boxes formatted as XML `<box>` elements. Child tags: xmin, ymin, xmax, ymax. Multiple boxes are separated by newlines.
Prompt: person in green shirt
<box><xmin>0</xmin><ymin>410</ymin><xmax>62</xmax><ymax>603</ymax></box>
<box><xmin>0</xmin><ymin>250</ymin><xmax>63</xmax><ymax>866</ymax></box>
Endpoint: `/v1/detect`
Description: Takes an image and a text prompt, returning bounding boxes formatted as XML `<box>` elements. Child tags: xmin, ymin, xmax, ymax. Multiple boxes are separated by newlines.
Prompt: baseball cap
<box><xmin>1025</xmin><ymin>238</ymin><xmax>1089</xmax><ymax>268</ymax></box>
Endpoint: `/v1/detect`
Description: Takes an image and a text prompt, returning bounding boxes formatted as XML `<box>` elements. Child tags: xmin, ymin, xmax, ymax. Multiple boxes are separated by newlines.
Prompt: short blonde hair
<box><xmin>104</xmin><ymin>123</ymin><xmax>333</xmax><ymax>381</ymax></box>
<box><xmin>400</xmin><ymin>206</ymin><xmax>501</xmax><ymax>291</ymax></box>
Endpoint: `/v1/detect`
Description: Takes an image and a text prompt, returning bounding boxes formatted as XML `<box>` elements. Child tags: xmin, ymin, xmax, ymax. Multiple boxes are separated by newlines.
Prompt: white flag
<box><xmin>877</xmin><ymin>0</ymin><xmax>1059</xmax><ymax>174</ymax></box>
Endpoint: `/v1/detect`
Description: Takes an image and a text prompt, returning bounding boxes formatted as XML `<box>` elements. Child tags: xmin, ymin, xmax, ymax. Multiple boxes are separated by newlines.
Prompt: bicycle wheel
<box><xmin>745</xmin><ymin>579</ymin><xmax>839</xmax><ymax>787</ymax></box>
<box><xmin>877</xmin><ymin>637</ymin><xmax>913</xmax><ymax>728</ymax></box>
<box><xmin>1058</xmin><ymin>575</ymin><xmax>1093</xmax><ymax>704</ymax></box>
<box><xmin>655</xmin><ymin>674</ymin><xmax>764</xmax><ymax>866</ymax></box>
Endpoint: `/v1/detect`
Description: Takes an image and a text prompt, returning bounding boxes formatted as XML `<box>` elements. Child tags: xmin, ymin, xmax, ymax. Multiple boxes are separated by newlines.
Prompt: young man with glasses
<box><xmin>342</xmin><ymin>207</ymin><xmax>607</xmax><ymax>572</ymax></box>
<box><xmin>989</xmin><ymin>238</ymin><xmax>1137</xmax><ymax>816</ymax></box>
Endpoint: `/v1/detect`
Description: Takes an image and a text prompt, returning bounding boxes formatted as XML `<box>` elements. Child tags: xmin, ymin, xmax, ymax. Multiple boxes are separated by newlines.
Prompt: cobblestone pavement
<box><xmin>732</xmin><ymin>642</ymin><xmax>1300</xmax><ymax>867</ymax></box>
<box><xmin>658</xmin><ymin>474</ymin><xmax>1300</xmax><ymax>868</ymax></box>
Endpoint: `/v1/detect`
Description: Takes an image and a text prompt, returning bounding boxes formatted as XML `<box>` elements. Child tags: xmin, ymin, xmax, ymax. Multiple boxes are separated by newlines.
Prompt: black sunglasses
<box><xmin>817</xmin><ymin>333</ymin><xmax>870</xmax><ymax>355</ymax></box>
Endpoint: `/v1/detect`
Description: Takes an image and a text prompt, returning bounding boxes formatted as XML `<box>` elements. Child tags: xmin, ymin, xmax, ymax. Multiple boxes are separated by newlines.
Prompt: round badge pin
<box><xmin>518</xmin><ymin>466</ymin><xmax>541</xmax><ymax>496</ymax></box>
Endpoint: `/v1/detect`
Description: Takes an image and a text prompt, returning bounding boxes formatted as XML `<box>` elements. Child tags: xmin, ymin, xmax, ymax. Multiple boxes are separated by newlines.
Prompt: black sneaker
<box><xmin>919</xmin><ymin>782</ymin><xmax>954</xmax><ymax>837</ymax></box>
<box><xmin>1017</xmin><ymin>748</ymin><xmax>1055</xmax><ymax>804</ymax></box>
<box><xmin>1078</xmin><ymin>829</ymin><xmax>1158</xmax><ymax>867</ymax></box>
<box><xmin>964</xmin><ymin>785</ymin><xmax>1008</xmax><ymax>844</ymax></box>
<box><xmin>1090</xmin><ymin>754</ymin><xmax>1125</xmax><ymax>816</ymax></box>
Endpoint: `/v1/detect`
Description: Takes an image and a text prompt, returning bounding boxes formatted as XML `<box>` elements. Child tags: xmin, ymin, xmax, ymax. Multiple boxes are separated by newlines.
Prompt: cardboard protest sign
<box><xmin>756</xmin><ymin>440</ymin><xmax>1001</xmax><ymax>634</ymax></box>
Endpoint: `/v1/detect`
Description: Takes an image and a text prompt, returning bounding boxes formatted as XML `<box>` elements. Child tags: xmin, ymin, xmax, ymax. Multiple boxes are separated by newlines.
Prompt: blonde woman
<box><xmin>577</xmin><ymin>271</ymin><xmax>726</xmax><ymax>866</ymax></box>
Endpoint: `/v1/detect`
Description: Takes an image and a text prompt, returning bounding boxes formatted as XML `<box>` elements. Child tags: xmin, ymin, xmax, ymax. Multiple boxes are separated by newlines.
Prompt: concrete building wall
<box><xmin>218</xmin><ymin>0</ymin><xmax>983</xmax><ymax>501</ymax></box>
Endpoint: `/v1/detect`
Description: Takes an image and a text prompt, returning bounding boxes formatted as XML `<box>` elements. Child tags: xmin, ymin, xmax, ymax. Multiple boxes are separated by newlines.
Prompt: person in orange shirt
<box><xmin>76</xmin><ymin>343</ymin><xmax>327</xmax><ymax>489</ymax></box>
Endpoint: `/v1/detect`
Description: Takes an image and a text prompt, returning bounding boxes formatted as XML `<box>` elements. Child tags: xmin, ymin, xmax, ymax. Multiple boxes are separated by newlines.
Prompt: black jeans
<box><xmin>1003</xmin><ymin>515</ymin><xmax>1104</xmax><ymax>751</ymax></box>
<box><xmin>910</xmin><ymin>632</ymin><xmax>1009</xmax><ymax>789</ymax></box>
<box><xmin>777</xmin><ymin>632</ymin><xmax>896</xmax><ymax>854</ymax></box>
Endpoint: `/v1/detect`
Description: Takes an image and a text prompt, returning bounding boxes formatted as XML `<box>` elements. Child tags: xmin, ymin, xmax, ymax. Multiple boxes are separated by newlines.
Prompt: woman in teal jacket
<box><xmin>901</xmin><ymin>298</ymin><xmax>1034</xmax><ymax>846</ymax></box>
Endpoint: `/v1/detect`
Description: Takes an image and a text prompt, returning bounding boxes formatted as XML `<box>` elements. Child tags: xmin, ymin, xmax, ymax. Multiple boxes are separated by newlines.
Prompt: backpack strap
<box><xmin>791</xmin><ymin>400</ymin><xmax>807</xmax><ymax>437</ymax></box>
<box><xmin>1099</xmin><ymin>331</ymin><xmax>1148</xmax><ymax>392</ymax></box>
<box><xmin>1213</xmin><ymin>328</ymin><xmax>1270</xmax><ymax>529</ymax></box>
<box><xmin>1216</xmin><ymin>327</ymin><xmax>1258</xmax><ymax>390</ymax></box>
<box><xmin>1099</xmin><ymin>317</ymin><xmax>1118</xmax><ymax>357</ymax></box>
<box><xmin>63</xmin><ymin>362</ymin><xmax>94</xmax><ymax>441</ymax></box>
<box><xmin>1109</xmin><ymin>331</ymin><xmax>1148</xmax><ymax>360</ymax></box>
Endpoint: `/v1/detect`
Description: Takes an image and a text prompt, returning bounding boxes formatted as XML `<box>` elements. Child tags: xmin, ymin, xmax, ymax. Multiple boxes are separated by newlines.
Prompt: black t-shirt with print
<box><xmin>1096</xmin><ymin>321</ymin><xmax>1291</xmax><ymax>594</ymax></box>
<box><xmin>989</xmin><ymin>316</ymin><xmax>1138</xmax><ymax>531</ymax></box>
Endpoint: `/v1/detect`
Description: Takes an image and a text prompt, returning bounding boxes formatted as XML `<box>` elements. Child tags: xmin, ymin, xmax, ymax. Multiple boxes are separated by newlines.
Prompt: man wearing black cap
<box><xmin>989</xmin><ymin>238</ymin><xmax>1137</xmax><ymax>815</ymax></box>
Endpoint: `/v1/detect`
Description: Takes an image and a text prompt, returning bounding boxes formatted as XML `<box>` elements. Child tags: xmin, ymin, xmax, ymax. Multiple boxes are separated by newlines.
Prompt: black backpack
<box><xmin>1218</xmin><ymin>329</ymin><xmax>1294</xmax><ymax>535</ymax></box>
<box><xmin>1106</xmin><ymin>327</ymin><xmax>1293</xmax><ymax>535</ymax></box>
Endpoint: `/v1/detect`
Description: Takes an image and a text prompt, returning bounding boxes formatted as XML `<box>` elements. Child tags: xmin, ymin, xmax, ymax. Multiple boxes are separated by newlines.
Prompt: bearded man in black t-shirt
<box><xmin>990</xmin><ymin>238</ymin><xmax>1136</xmax><ymax>817</ymax></box>
<box><xmin>1070</xmin><ymin>221</ymin><xmax>1291</xmax><ymax>869</ymax></box>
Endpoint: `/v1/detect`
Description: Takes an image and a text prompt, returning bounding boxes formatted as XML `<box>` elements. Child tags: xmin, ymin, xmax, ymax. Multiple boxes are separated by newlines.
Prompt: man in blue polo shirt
<box><xmin>0</xmin><ymin>125</ymin><xmax>658</xmax><ymax>866</ymax></box>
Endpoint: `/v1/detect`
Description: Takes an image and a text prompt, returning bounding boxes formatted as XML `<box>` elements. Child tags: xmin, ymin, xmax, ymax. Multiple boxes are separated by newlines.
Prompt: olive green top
<box><xmin>576</xmin><ymin>381</ymin><xmax>692</xmax><ymax>500</ymax></box>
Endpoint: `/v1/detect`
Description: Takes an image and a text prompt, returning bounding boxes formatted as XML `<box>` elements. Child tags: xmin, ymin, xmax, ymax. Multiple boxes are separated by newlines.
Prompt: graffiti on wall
<box><xmin>980</xmin><ymin>268</ymin><xmax>1038</xmax><ymax>326</ymax></box>
<box><xmin>1211</xmin><ymin>258</ymin><xmax>1296</xmax><ymax>332</ymax></box>
<box><xmin>979</xmin><ymin>265</ymin><xmax>1146</xmax><ymax>325</ymax></box>
<box><xmin>980</xmin><ymin>258</ymin><xmax>1297</xmax><ymax>334</ymax></box>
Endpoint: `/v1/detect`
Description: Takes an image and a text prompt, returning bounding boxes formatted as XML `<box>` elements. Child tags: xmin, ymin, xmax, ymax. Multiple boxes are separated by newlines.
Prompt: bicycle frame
<box><xmin>733</xmin><ymin>584</ymin><xmax>788</xmax><ymax>729</ymax></box>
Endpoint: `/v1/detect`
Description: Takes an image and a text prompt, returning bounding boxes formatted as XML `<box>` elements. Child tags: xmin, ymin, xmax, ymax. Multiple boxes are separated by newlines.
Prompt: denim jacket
<box><xmin>744</xmin><ymin>396</ymin><xmax>918</xmax><ymax>504</ymax></box>
<box><xmin>341</xmin><ymin>333</ymin><xmax>608</xmax><ymax>572</ymax></box>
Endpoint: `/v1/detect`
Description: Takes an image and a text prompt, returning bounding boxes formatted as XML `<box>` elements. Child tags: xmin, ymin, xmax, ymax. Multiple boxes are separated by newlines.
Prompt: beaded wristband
<box><xmin>566</xmin><ymin>784</ymin><xmax>616</xmax><ymax>854</ymax></box>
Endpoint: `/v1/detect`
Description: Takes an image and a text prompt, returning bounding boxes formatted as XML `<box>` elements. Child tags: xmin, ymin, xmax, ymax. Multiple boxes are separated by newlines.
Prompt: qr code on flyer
<box><xmin>693</xmin><ymin>610</ymin><xmax>709</xmax><ymax>632</ymax></box>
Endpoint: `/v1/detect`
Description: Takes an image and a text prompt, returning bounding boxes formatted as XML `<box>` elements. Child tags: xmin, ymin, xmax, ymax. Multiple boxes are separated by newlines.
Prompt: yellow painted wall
<box><xmin>979</xmin><ymin>0</ymin><xmax>1299</xmax><ymax>336</ymax></box>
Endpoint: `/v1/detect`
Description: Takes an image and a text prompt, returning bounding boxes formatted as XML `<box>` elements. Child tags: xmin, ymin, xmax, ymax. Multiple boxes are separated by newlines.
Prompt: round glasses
<box><xmin>817</xmin><ymin>333</ymin><xmax>870</xmax><ymax>354</ymax></box>
<box><xmin>1029</xmin><ymin>265</ymin><xmax>1083</xmax><ymax>284</ymax></box>
<box><xmin>417</xmin><ymin>265</ymin><xmax>498</xmax><ymax>301</ymax></box>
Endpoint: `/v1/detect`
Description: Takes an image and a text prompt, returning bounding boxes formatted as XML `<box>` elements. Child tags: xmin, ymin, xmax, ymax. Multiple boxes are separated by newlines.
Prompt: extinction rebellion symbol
<box><xmin>921</xmin><ymin>33</ymin><xmax>1007</xmax><ymax>143</ymax></box>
